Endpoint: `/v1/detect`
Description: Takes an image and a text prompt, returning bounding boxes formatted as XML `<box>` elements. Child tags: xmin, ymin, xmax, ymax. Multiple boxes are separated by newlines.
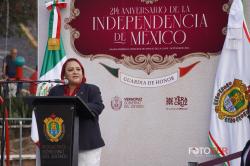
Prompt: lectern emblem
<box><xmin>44</xmin><ymin>114</ymin><xmax>65</xmax><ymax>142</ymax></box>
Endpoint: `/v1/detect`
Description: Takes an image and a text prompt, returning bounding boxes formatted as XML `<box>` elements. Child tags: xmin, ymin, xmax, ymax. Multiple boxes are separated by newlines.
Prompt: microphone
<box><xmin>52</xmin><ymin>79</ymin><xmax>69</xmax><ymax>84</ymax></box>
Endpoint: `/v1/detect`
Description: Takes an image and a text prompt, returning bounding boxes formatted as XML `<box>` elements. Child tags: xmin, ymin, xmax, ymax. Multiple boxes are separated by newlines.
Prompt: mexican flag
<box><xmin>36</xmin><ymin>0</ymin><xmax>67</xmax><ymax>96</ymax></box>
<box><xmin>209</xmin><ymin>0</ymin><xmax>250</xmax><ymax>165</ymax></box>
<box><xmin>36</xmin><ymin>38</ymin><xmax>67</xmax><ymax>96</ymax></box>
<box><xmin>32</xmin><ymin>0</ymin><xmax>67</xmax><ymax>143</ymax></box>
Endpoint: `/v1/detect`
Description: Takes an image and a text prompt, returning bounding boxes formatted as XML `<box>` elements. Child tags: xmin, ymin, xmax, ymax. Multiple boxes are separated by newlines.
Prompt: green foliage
<box><xmin>0</xmin><ymin>97</ymin><xmax>32</xmax><ymax>125</ymax></box>
<box><xmin>0</xmin><ymin>0</ymin><xmax>37</xmax><ymax>36</ymax></box>
<box><xmin>10</xmin><ymin>97</ymin><xmax>31</xmax><ymax>118</ymax></box>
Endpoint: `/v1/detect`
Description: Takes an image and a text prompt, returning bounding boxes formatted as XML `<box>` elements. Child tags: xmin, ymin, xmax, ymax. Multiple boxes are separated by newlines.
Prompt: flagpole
<box><xmin>4</xmin><ymin>108</ymin><xmax>10</xmax><ymax>166</ymax></box>
<box><xmin>0</xmin><ymin>97</ymin><xmax>6</xmax><ymax>166</ymax></box>
<box><xmin>1</xmin><ymin>0</ymin><xmax>9</xmax><ymax>163</ymax></box>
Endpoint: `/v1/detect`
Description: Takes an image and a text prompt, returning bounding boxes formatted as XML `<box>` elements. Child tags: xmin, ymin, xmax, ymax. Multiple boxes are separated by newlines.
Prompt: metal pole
<box><xmin>19</xmin><ymin>120</ymin><xmax>23</xmax><ymax>166</ymax></box>
<box><xmin>1</xmin><ymin>0</ymin><xmax>9</xmax><ymax>164</ymax></box>
<box><xmin>0</xmin><ymin>112</ymin><xmax>5</xmax><ymax>166</ymax></box>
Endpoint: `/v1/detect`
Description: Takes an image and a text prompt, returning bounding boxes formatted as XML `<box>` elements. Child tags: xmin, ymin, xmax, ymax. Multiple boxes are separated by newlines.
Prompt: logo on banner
<box><xmin>124</xmin><ymin>97</ymin><xmax>144</xmax><ymax>109</ymax></box>
<box><xmin>213</xmin><ymin>79</ymin><xmax>250</xmax><ymax>123</ymax></box>
<box><xmin>166</xmin><ymin>96</ymin><xmax>188</xmax><ymax>110</ymax></box>
<box><xmin>111</xmin><ymin>96</ymin><xmax>123</xmax><ymax>111</ymax></box>
<box><xmin>111</xmin><ymin>96</ymin><xmax>144</xmax><ymax>110</ymax></box>
<box><xmin>188</xmin><ymin>146</ymin><xmax>229</xmax><ymax>156</ymax></box>
<box><xmin>44</xmin><ymin>114</ymin><xmax>65</xmax><ymax>142</ymax></box>
<box><xmin>140</xmin><ymin>0</ymin><xmax>158</xmax><ymax>4</ymax></box>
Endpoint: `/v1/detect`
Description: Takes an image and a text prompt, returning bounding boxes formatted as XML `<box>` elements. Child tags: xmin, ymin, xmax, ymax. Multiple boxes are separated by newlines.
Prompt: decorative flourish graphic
<box><xmin>101</xmin><ymin>61</ymin><xmax>200</xmax><ymax>87</ymax></box>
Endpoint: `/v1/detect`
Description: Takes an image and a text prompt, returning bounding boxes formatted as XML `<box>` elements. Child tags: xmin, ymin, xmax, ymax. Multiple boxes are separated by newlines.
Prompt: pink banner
<box><xmin>66</xmin><ymin>0</ymin><xmax>230</xmax><ymax>73</ymax></box>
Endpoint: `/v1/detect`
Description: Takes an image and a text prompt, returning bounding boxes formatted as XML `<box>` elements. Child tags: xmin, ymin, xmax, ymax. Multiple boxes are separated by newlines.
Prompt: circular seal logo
<box><xmin>140</xmin><ymin>0</ymin><xmax>158</xmax><ymax>4</ymax></box>
<box><xmin>213</xmin><ymin>79</ymin><xmax>249</xmax><ymax>123</ymax></box>
<box><xmin>111</xmin><ymin>96</ymin><xmax>122</xmax><ymax>111</ymax></box>
<box><xmin>43</xmin><ymin>113</ymin><xmax>65</xmax><ymax>142</ymax></box>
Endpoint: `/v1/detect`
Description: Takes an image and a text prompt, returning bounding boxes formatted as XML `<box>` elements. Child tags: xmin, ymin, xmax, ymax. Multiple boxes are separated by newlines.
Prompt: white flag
<box><xmin>209</xmin><ymin>0</ymin><xmax>250</xmax><ymax>165</ymax></box>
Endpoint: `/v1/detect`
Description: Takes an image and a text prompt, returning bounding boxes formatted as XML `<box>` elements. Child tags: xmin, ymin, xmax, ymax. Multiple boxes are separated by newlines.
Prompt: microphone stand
<box><xmin>0</xmin><ymin>79</ymin><xmax>63</xmax><ymax>84</ymax></box>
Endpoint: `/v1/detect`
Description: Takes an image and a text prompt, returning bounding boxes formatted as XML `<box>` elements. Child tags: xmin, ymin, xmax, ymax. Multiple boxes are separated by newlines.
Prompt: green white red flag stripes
<box><xmin>46</xmin><ymin>0</ymin><xmax>67</xmax><ymax>40</ymax></box>
<box><xmin>209</xmin><ymin>0</ymin><xmax>250</xmax><ymax>165</ymax></box>
<box><xmin>32</xmin><ymin>0</ymin><xmax>67</xmax><ymax>143</ymax></box>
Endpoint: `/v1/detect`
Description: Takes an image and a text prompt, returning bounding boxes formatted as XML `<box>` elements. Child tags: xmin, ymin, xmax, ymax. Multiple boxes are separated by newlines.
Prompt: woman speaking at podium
<box><xmin>48</xmin><ymin>58</ymin><xmax>105</xmax><ymax>166</ymax></box>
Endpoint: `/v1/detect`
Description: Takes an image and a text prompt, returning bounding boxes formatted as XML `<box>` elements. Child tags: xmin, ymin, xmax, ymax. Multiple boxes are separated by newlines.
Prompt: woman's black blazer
<box><xmin>48</xmin><ymin>83</ymin><xmax>105</xmax><ymax>150</ymax></box>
